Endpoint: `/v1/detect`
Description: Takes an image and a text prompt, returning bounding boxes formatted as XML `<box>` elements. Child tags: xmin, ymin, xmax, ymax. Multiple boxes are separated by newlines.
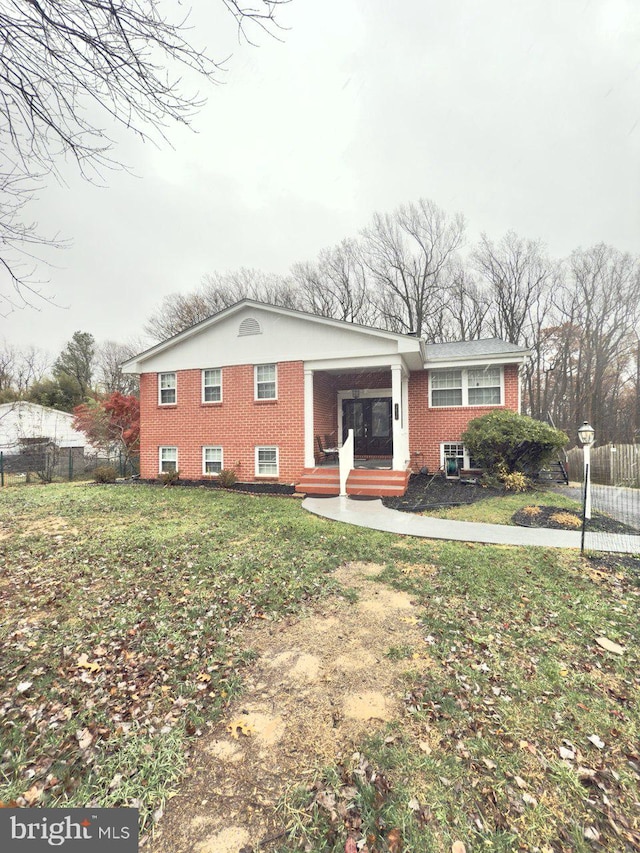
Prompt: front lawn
<box><xmin>1</xmin><ymin>483</ymin><xmax>638</xmax><ymax>850</ymax></box>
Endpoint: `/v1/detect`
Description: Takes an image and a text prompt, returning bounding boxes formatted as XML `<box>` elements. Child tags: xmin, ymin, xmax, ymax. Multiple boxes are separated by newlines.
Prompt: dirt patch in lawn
<box><xmin>147</xmin><ymin>561</ymin><xmax>431</xmax><ymax>853</ymax></box>
<box><xmin>2</xmin><ymin>516</ymin><xmax>79</xmax><ymax>539</ymax></box>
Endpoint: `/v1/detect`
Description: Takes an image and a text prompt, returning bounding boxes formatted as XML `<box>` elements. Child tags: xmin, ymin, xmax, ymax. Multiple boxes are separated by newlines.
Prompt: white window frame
<box><xmin>202</xmin><ymin>446</ymin><xmax>223</xmax><ymax>475</ymax></box>
<box><xmin>158</xmin><ymin>372</ymin><xmax>177</xmax><ymax>405</ymax></box>
<box><xmin>159</xmin><ymin>446</ymin><xmax>178</xmax><ymax>473</ymax></box>
<box><xmin>202</xmin><ymin>368</ymin><xmax>222</xmax><ymax>403</ymax></box>
<box><xmin>440</xmin><ymin>442</ymin><xmax>477</xmax><ymax>478</ymax></box>
<box><xmin>430</xmin><ymin>365</ymin><xmax>503</xmax><ymax>408</ymax></box>
<box><xmin>255</xmin><ymin>445</ymin><xmax>279</xmax><ymax>477</ymax></box>
<box><xmin>255</xmin><ymin>363</ymin><xmax>277</xmax><ymax>400</ymax></box>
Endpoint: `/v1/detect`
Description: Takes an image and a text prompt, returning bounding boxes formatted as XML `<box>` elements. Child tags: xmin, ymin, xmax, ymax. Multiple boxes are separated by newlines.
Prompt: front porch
<box><xmin>295</xmin><ymin>464</ymin><xmax>410</xmax><ymax>497</ymax></box>
<box><xmin>304</xmin><ymin>362</ymin><xmax>411</xmax><ymax>473</ymax></box>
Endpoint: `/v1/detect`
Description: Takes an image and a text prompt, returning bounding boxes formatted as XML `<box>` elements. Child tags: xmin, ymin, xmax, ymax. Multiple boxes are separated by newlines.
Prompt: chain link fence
<box><xmin>555</xmin><ymin>447</ymin><xmax>640</xmax><ymax>554</ymax></box>
<box><xmin>0</xmin><ymin>447</ymin><xmax>139</xmax><ymax>487</ymax></box>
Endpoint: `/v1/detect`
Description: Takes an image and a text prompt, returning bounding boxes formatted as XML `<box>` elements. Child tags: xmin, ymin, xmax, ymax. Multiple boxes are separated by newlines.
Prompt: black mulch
<box><xmin>384</xmin><ymin>473</ymin><xmax>639</xmax><ymax>536</ymax></box>
<box><xmin>383</xmin><ymin>473</ymin><xmax>504</xmax><ymax>513</ymax></box>
<box><xmin>512</xmin><ymin>504</ymin><xmax>637</xmax><ymax>534</ymax></box>
<box><xmin>135</xmin><ymin>478</ymin><xmax>296</xmax><ymax>496</ymax></box>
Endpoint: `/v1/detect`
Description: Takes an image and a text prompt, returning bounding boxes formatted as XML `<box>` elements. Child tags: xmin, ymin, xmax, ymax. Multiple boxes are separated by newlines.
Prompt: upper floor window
<box><xmin>159</xmin><ymin>372</ymin><xmax>176</xmax><ymax>405</ymax></box>
<box><xmin>202</xmin><ymin>368</ymin><xmax>222</xmax><ymax>403</ymax></box>
<box><xmin>255</xmin><ymin>363</ymin><xmax>277</xmax><ymax>400</ymax></box>
<box><xmin>430</xmin><ymin>365</ymin><xmax>503</xmax><ymax>407</ymax></box>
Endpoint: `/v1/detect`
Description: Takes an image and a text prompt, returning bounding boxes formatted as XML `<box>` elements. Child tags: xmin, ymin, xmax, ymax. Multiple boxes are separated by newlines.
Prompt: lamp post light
<box><xmin>577</xmin><ymin>421</ymin><xmax>595</xmax><ymax>520</ymax></box>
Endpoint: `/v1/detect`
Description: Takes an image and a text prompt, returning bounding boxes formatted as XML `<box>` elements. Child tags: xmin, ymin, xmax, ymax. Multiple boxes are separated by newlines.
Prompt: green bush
<box><xmin>94</xmin><ymin>465</ymin><xmax>117</xmax><ymax>484</ymax></box>
<box><xmin>217</xmin><ymin>468</ymin><xmax>238</xmax><ymax>488</ymax></box>
<box><xmin>462</xmin><ymin>410</ymin><xmax>567</xmax><ymax>476</ymax></box>
<box><xmin>159</xmin><ymin>469</ymin><xmax>180</xmax><ymax>486</ymax></box>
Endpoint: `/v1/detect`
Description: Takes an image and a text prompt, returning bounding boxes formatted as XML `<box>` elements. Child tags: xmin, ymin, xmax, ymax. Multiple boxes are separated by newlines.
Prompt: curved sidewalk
<box><xmin>302</xmin><ymin>496</ymin><xmax>640</xmax><ymax>554</ymax></box>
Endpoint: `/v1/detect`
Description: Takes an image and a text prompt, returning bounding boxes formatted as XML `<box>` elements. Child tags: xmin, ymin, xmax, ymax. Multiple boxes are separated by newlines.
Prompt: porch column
<box><xmin>391</xmin><ymin>364</ymin><xmax>404</xmax><ymax>470</ymax></box>
<box><xmin>304</xmin><ymin>369</ymin><xmax>315</xmax><ymax>468</ymax></box>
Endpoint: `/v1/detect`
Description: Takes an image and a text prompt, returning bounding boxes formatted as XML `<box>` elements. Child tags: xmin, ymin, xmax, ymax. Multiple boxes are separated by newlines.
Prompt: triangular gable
<box><xmin>122</xmin><ymin>300</ymin><xmax>425</xmax><ymax>373</ymax></box>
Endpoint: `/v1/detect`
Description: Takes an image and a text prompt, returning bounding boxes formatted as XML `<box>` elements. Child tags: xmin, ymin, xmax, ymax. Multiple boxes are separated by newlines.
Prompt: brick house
<box><xmin>121</xmin><ymin>300</ymin><xmax>529</xmax><ymax>496</ymax></box>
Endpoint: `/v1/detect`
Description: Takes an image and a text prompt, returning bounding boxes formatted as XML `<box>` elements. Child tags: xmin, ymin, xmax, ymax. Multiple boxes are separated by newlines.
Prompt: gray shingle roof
<box><xmin>425</xmin><ymin>338</ymin><xmax>529</xmax><ymax>361</ymax></box>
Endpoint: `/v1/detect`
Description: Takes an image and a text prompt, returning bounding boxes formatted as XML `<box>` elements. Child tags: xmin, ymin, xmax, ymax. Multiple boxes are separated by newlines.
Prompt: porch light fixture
<box><xmin>577</xmin><ymin>421</ymin><xmax>595</xmax><ymax>521</ymax></box>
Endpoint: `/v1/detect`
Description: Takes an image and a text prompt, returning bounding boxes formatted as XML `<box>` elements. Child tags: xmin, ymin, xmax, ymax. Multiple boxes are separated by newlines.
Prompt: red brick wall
<box><xmin>408</xmin><ymin>364</ymin><xmax>521</xmax><ymax>473</ymax></box>
<box><xmin>139</xmin><ymin>361</ymin><xmax>521</xmax><ymax>482</ymax></box>
<box><xmin>139</xmin><ymin>362</ymin><xmax>305</xmax><ymax>482</ymax></box>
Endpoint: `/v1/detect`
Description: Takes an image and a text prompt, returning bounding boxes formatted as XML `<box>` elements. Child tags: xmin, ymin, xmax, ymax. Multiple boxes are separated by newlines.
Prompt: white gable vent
<box><xmin>238</xmin><ymin>317</ymin><xmax>262</xmax><ymax>336</ymax></box>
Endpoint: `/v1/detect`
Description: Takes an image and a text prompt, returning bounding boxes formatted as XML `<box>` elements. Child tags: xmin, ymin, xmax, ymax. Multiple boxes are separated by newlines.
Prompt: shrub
<box><xmin>94</xmin><ymin>465</ymin><xmax>117</xmax><ymax>484</ymax></box>
<box><xmin>217</xmin><ymin>468</ymin><xmax>238</xmax><ymax>488</ymax></box>
<box><xmin>160</xmin><ymin>469</ymin><xmax>180</xmax><ymax>486</ymax></box>
<box><xmin>462</xmin><ymin>410</ymin><xmax>568</xmax><ymax>476</ymax></box>
<box><xmin>498</xmin><ymin>469</ymin><xmax>530</xmax><ymax>492</ymax></box>
<box><xmin>549</xmin><ymin>511</ymin><xmax>582</xmax><ymax>529</ymax></box>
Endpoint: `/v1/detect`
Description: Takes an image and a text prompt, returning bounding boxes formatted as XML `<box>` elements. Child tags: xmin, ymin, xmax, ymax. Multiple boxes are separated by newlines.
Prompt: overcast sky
<box><xmin>2</xmin><ymin>0</ymin><xmax>639</xmax><ymax>359</ymax></box>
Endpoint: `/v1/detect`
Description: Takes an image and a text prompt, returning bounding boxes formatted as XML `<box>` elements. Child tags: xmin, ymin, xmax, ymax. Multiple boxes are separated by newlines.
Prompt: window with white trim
<box><xmin>441</xmin><ymin>442</ymin><xmax>480</xmax><ymax>477</ymax></box>
<box><xmin>430</xmin><ymin>366</ymin><xmax>502</xmax><ymax>407</ymax></box>
<box><xmin>255</xmin><ymin>364</ymin><xmax>277</xmax><ymax>400</ymax></box>
<box><xmin>467</xmin><ymin>366</ymin><xmax>501</xmax><ymax>405</ymax></box>
<box><xmin>159</xmin><ymin>446</ymin><xmax>177</xmax><ymax>473</ymax></box>
<box><xmin>158</xmin><ymin>372</ymin><xmax>176</xmax><ymax>405</ymax></box>
<box><xmin>255</xmin><ymin>446</ymin><xmax>278</xmax><ymax>476</ymax></box>
<box><xmin>203</xmin><ymin>446</ymin><xmax>223</xmax><ymax>474</ymax></box>
<box><xmin>202</xmin><ymin>368</ymin><xmax>222</xmax><ymax>403</ymax></box>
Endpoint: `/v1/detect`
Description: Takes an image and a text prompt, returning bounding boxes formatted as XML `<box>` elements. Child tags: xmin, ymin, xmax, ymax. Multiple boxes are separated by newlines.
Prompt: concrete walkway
<box><xmin>302</xmin><ymin>496</ymin><xmax>640</xmax><ymax>554</ymax></box>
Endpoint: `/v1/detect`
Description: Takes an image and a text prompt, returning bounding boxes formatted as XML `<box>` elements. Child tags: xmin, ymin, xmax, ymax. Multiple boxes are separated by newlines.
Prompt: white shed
<box><xmin>0</xmin><ymin>402</ymin><xmax>87</xmax><ymax>454</ymax></box>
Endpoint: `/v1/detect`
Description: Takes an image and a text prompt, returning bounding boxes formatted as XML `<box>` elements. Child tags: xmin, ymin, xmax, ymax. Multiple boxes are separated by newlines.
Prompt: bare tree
<box><xmin>145</xmin><ymin>267</ymin><xmax>297</xmax><ymax>340</ymax></box>
<box><xmin>0</xmin><ymin>0</ymin><xmax>287</xmax><ymax>307</ymax></box>
<box><xmin>293</xmin><ymin>239</ymin><xmax>377</xmax><ymax>325</ymax></box>
<box><xmin>96</xmin><ymin>340</ymin><xmax>141</xmax><ymax>396</ymax></box>
<box><xmin>437</xmin><ymin>263</ymin><xmax>491</xmax><ymax>342</ymax></box>
<box><xmin>472</xmin><ymin>231</ymin><xmax>555</xmax><ymax>346</ymax></box>
<box><xmin>361</xmin><ymin>199</ymin><xmax>465</xmax><ymax>337</ymax></box>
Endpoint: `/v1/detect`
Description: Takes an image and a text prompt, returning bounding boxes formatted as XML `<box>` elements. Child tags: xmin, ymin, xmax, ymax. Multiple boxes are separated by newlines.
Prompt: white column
<box><xmin>391</xmin><ymin>364</ymin><xmax>403</xmax><ymax>470</ymax></box>
<box><xmin>304</xmin><ymin>369</ymin><xmax>315</xmax><ymax>468</ymax></box>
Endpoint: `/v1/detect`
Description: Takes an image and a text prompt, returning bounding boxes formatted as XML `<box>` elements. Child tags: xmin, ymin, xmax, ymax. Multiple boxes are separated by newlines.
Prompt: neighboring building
<box><xmin>121</xmin><ymin>301</ymin><xmax>529</xmax><ymax>496</ymax></box>
<box><xmin>0</xmin><ymin>402</ymin><xmax>87</xmax><ymax>454</ymax></box>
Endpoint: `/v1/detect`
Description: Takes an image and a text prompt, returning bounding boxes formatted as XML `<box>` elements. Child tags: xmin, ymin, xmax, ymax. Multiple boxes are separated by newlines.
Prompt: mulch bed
<box><xmin>512</xmin><ymin>504</ymin><xmax>637</xmax><ymax>534</ymax></box>
<box><xmin>384</xmin><ymin>473</ymin><xmax>639</xmax><ymax>535</ymax></box>
<box><xmin>383</xmin><ymin>472</ymin><xmax>504</xmax><ymax>512</ymax></box>
<box><xmin>135</xmin><ymin>478</ymin><xmax>297</xmax><ymax>496</ymax></box>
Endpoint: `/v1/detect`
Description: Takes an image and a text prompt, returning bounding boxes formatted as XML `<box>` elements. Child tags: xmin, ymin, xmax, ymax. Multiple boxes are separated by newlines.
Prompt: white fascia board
<box><xmin>425</xmin><ymin>352</ymin><xmax>529</xmax><ymax>370</ymax></box>
<box><xmin>306</xmin><ymin>353</ymin><xmax>409</xmax><ymax>374</ymax></box>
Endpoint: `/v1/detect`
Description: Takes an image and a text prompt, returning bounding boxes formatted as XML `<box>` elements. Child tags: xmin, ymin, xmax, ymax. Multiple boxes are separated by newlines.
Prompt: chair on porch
<box><xmin>316</xmin><ymin>435</ymin><xmax>339</xmax><ymax>465</ymax></box>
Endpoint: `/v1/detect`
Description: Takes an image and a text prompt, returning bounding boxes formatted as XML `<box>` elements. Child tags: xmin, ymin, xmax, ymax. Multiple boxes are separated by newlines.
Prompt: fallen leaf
<box><xmin>418</xmin><ymin>741</ymin><xmax>432</xmax><ymax>754</ymax></box>
<box><xmin>522</xmin><ymin>793</ymin><xmax>538</xmax><ymax>807</ymax></box>
<box><xmin>16</xmin><ymin>681</ymin><xmax>32</xmax><ymax>693</ymax></box>
<box><xmin>22</xmin><ymin>783</ymin><xmax>43</xmax><ymax>806</ymax></box>
<box><xmin>387</xmin><ymin>828</ymin><xmax>403</xmax><ymax>853</ymax></box>
<box><xmin>75</xmin><ymin>728</ymin><xmax>93</xmax><ymax>750</ymax></box>
<box><xmin>196</xmin><ymin>672</ymin><xmax>211</xmax><ymax>682</ymax></box>
<box><xmin>587</xmin><ymin>734</ymin><xmax>605</xmax><ymax>750</ymax></box>
<box><xmin>451</xmin><ymin>843</ymin><xmax>466</xmax><ymax>853</ymax></box>
<box><xmin>226</xmin><ymin>719</ymin><xmax>255</xmax><ymax>739</ymax></box>
<box><xmin>76</xmin><ymin>653</ymin><xmax>101</xmax><ymax>673</ymax></box>
<box><xmin>345</xmin><ymin>838</ymin><xmax>357</xmax><ymax>853</ymax></box>
<box><xmin>513</xmin><ymin>776</ymin><xmax>527</xmax><ymax>789</ymax></box>
<box><xmin>482</xmin><ymin>758</ymin><xmax>497</xmax><ymax>771</ymax></box>
<box><xmin>559</xmin><ymin>746</ymin><xmax>575</xmax><ymax>760</ymax></box>
<box><xmin>595</xmin><ymin>637</ymin><xmax>624</xmax><ymax>655</ymax></box>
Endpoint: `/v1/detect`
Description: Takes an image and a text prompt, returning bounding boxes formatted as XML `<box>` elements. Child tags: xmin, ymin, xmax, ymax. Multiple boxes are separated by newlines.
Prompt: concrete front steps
<box><xmin>295</xmin><ymin>467</ymin><xmax>410</xmax><ymax>498</ymax></box>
